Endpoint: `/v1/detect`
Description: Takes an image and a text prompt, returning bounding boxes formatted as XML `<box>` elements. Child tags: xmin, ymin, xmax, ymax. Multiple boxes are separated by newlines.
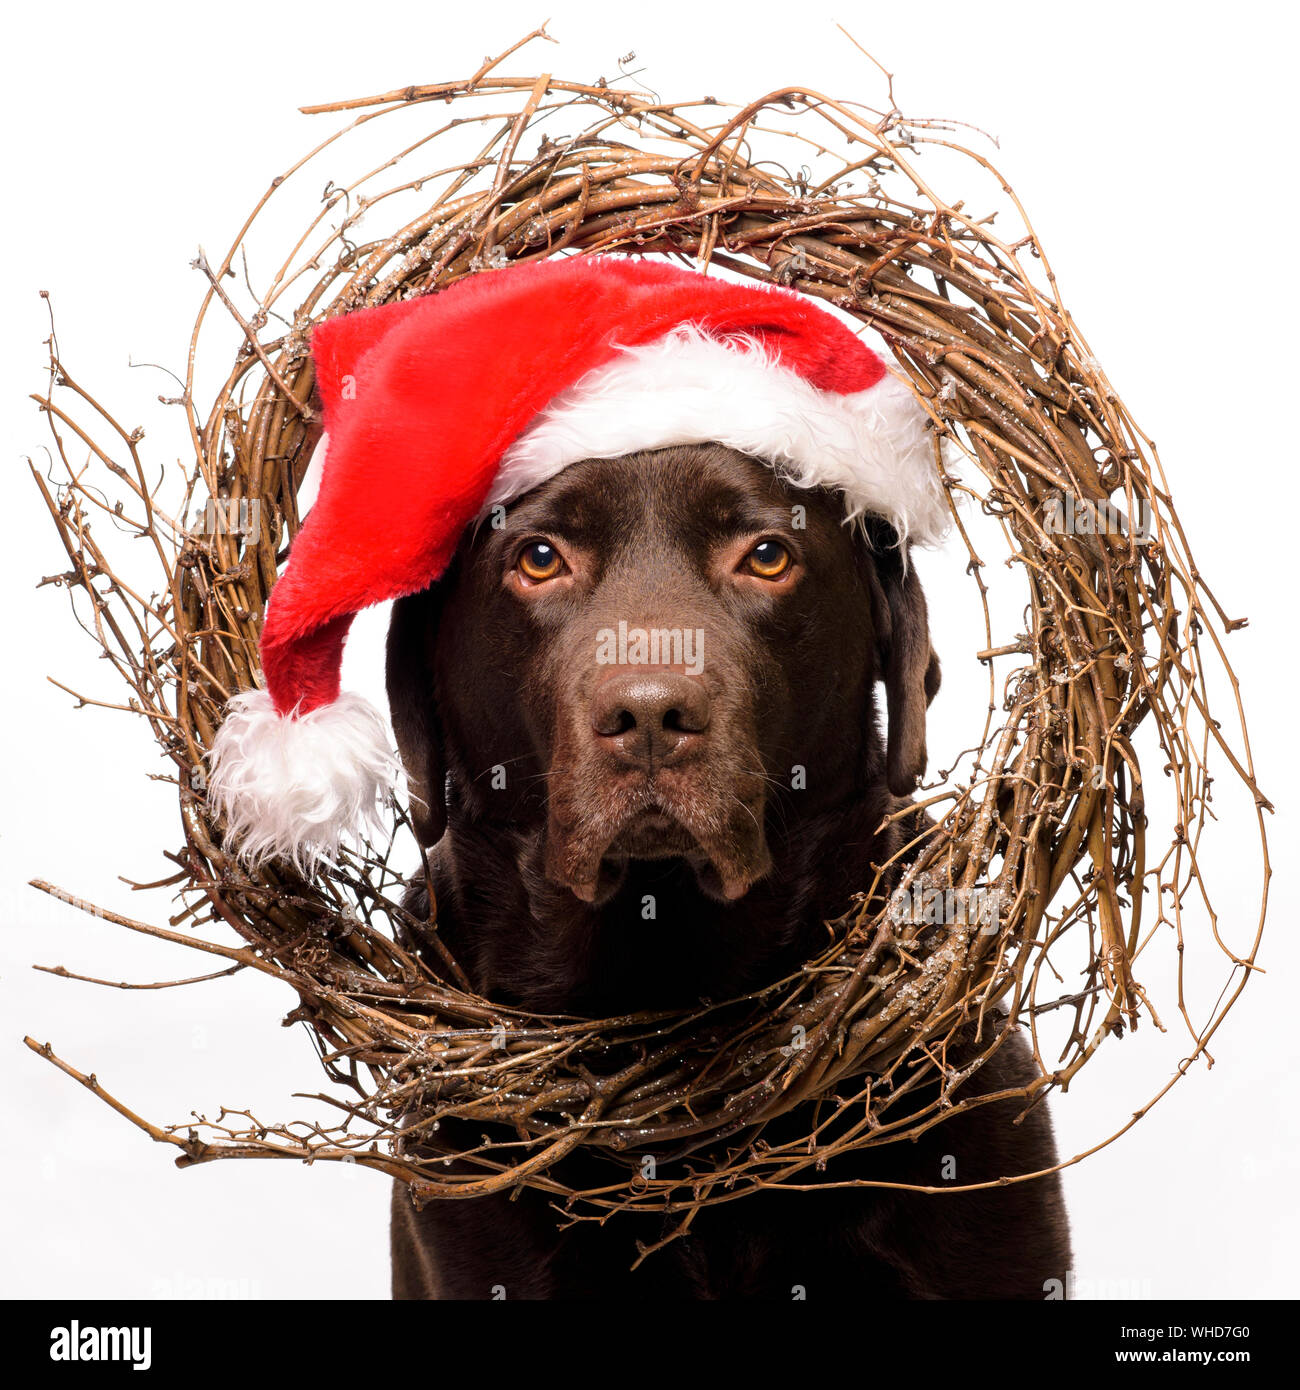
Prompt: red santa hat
<box><xmin>207</xmin><ymin>255</ymin><xmax>947</xmax><ymax>870</ymax></box>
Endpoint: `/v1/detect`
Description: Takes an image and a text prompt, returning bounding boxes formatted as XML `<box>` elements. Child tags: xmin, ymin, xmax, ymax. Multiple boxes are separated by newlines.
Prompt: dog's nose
<box><xmin>591</xmin><ymin>672</ymin><xmax>711</xmax><ymax>769</ymax></box>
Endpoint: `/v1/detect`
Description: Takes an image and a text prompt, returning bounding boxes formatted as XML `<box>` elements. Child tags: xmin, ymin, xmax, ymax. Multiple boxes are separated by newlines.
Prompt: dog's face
<box><xmin>388</xmin><ymin>443</ymin><xmax>939</xmax><ymax>920</ymax></box>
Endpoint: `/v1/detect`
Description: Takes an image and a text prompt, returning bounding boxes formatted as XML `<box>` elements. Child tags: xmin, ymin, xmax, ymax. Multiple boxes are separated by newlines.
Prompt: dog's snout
<box><xmin>591</xmin><ymin>671</ymin><xmax>711</xmax><ymax>768</ymax></box>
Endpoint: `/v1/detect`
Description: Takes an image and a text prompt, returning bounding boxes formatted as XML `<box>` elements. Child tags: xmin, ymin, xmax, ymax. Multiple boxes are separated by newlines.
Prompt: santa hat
<box><xmin>207</xmin><ymin>255</ymin><xmax>947</xmax><ymax>871</ymax></box>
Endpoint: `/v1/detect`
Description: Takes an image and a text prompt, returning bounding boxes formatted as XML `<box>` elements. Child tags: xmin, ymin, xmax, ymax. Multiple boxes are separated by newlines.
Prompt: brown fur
<box><xmin>384</xmin><ymin>444</ymin><xmax>1071</xmax><ymax>1299</ymax></box>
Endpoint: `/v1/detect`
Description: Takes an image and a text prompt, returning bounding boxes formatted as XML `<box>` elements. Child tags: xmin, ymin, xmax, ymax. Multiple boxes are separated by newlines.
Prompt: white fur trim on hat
<box><xmin>206</xmin><ymin>688</ymin><xmax>399</xmax><ymax>873</ymax></box>
<box><xmin>489</xmin><ymin>326</ymin><xmax>950</xmax><ymax>546</ymax></box>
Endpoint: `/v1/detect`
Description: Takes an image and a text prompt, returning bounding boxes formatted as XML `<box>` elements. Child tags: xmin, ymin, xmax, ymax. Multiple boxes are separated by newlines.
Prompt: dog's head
<box><xmin>388</xmin><ymin>443</ymin><xmax>939</xmax><ymax>917</ymax></box>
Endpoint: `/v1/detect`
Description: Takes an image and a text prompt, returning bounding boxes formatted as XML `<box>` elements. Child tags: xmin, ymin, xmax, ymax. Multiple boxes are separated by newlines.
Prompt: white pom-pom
<box><xmin>206</xmin><ymin>689</ymin><xmax>399</xmax><ymax>873</ymax></box>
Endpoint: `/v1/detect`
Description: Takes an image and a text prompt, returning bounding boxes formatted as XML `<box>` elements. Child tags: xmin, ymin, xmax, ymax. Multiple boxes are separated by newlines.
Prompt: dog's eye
<box><xmin>516</xmin><ymin>540</ymin><xmax>566</xmax><ymax>583</ymax></box>
<box><xmin>744</xmin><ymin>539</ymin><xmax>792</xmax><ymax>580</ymax></box>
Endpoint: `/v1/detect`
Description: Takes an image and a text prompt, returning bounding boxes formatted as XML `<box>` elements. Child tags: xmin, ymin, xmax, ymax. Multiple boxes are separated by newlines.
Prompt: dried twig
<box><xmin>24</xmin><ymin>31</ymin><xmax>1270</xmax><ymax>1236</ymax></box>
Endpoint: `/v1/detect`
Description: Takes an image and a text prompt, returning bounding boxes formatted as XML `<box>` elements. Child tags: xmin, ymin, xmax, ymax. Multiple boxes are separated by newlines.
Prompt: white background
<box><xmin>1</xmin><ymin>0</ymin><xmax>1295</xmax><ymax>1300</ymax></box>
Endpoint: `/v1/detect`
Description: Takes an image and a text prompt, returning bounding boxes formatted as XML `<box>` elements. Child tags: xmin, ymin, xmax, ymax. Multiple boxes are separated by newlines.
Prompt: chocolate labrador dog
<box><xmin>385</xmin><ymin>442</ymin><xmax>1071</xmax><ymax>1300</ymax></box>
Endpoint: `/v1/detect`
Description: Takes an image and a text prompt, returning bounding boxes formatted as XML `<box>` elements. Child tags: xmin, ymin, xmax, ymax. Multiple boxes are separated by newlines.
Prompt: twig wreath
<box><xmin>26</xmin><ymin>28</ymin><xmax>1271</xmax><ymax>1245</ymax></box>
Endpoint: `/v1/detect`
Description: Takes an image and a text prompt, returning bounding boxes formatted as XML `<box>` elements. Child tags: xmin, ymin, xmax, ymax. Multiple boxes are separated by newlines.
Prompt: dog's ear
<box><xmin>386</xmin><ymin>588</ymin><xmax>446</xmax><ymax>848</ymax></box>
<box><xmin>865</xmin><ymin>527</ymin><xmax>942</xmax><ymax>796</ymax></box>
